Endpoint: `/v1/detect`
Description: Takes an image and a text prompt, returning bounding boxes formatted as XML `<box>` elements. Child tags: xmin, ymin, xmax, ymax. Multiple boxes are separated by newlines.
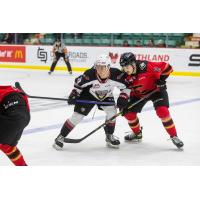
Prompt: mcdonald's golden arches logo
<box><xmin>14</xmin><ymin>50</ymin><xmax>23</xmax><ymax>59</ymax></box>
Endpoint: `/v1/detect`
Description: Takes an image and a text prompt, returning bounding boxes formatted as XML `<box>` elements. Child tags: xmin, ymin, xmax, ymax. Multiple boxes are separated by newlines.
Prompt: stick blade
<box><xmin>14</xmin><ymin>82</ymin><xmax>28</xmax><ymax>96</ymax></box>
<box><xmin>15</xmin><ymin>82</ymin><xmax>22</xmax><ymax>90</ymax></box>
<box><xmin>64</xmin><ymin>138</ymin><xmax>82</xmax><ymax>143</ymax></box>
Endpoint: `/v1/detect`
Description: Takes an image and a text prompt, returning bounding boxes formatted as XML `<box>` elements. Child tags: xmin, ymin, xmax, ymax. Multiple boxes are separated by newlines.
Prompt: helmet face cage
<box><xmin>120</xmin><ymin>52</ymin><xmax>136</xmax><ymax>67</ymax></box>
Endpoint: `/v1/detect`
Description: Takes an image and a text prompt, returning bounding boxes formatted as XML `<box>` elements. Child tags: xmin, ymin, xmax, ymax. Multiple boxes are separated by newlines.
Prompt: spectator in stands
<box><xmin>1</xmin><ymin>33</ymin><xmax>13</xmax><ymax>44</ymax></box>
<box><xmin>30</xmin><ymin>34</ymin><xmax>41</xmax><ymax>45</ymax></box>
<box><xmin>146</xmin><ymin>39</ymin><xmax>154</xmax><ymax>47</ymax></box>
<box><xmin>123</xmin><ymin>40</ymin><xmax>130</xmax><ymax>47</ymax></box>
<box><xmin>18</xmin><ymin>34</ymin><xmax>30</xmax><ymax>44</ymax></box>
<box><xmin>23</xmin><ymin>38</ymin><xmax>31</xmax><ymax>45</ymax></box>
<box><xmin>134</xmin><ymin>40</ymin><xmax>142</xmax><ymax>47</ymax></box>
<box><xmin>156</xmin><ymin>39</ymin><xmax>166</xmax><ymax>48</ymax></box>
<box><xmin>23</xmin><ymin>34</ymin><xmax>41</xmax><ymax>45</ymax></box>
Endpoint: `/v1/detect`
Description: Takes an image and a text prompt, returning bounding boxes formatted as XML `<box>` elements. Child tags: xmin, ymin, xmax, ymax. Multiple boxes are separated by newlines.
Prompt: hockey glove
<box><xmin>156</xmin><ymin>79</ymin><xmax>167</xmax><ymax>91</ymax></box>
<box><xmin>68</xmin><ymin>89</ymin><xmax>80</xmax><ymax>105</ymax></box>
<box><xmin>117</xmin><ymin>93</ymin><xmax>129</xmax><ymax>115</ymax></box>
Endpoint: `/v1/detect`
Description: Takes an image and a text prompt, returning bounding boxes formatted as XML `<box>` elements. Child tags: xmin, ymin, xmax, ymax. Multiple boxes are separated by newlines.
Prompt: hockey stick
<box><xmin>64</xmin><ymin>89</ymin><xmax>158</xmax><ymax>143</ymax></box>
<box><xmin>14</xmin><ymin>82</ymin><xmax>115</xmax><ymax>105</ymax></box>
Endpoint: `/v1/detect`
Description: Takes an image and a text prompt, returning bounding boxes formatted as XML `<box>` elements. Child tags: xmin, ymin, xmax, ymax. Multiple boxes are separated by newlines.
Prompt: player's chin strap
<box><xmin>14</xmin><ymin>82</ymin><xmax>115</xmax><ymax>105</ymax></box>
<box><xmin>64</xmin><ymin>89</ymin><xmax>158</xmax><ymax>144</ymax></box>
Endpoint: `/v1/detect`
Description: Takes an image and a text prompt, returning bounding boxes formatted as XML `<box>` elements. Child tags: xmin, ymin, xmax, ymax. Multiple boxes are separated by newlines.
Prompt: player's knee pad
<box><xmin>103</xmin><ymin>106</ymin><xmax>117</xmax><ymax>122</ymax></box>
<box><xmin>68</xmin><ymin>112</ymin><xmax>85</xmax><ymax>126</ymax></box>
<box><xmin>124</xmin><ymin>112</ymin><xmax>137</xmax><ymax>121</ymax></box>
<box><xmin>156</xmin><ymin>106</ymin><xmax>170</xmax><ymax>119</ymax></box>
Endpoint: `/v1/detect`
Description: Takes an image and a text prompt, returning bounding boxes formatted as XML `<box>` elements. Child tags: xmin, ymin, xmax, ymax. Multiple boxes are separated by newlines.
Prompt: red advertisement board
<box><xmin>0</xmin><ymin>46</ymin><xmax>26</xmax><ymax>62</ymax></box>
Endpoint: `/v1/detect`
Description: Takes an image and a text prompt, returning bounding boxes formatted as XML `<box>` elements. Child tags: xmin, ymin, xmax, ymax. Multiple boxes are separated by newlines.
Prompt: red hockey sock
<box><xmin>156</xmin><ymin>106</ymin><xmax>177</xmax><ymax>137</ymax></box>
<box><xmin>0</xmin><ymin>144</ymin><xmax>27</xmax><ymax>166</ymax></box>
<box><xmin>124</xmin><ymin>112</ymin><xmax>141</xmax><ymax>134</ymax></box>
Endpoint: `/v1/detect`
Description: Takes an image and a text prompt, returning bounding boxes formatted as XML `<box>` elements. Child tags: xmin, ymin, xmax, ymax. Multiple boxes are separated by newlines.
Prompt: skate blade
<box><xmin>52</xmin><ymin>143</ymin><xmax>63</xmax><ymax>151</ymax></box>
<box><xmin>124</xmin><ymin>139</ymin><xmax>142</xmax><ymax>143</ymax></box>
<box><xmin>106</xmin><ymin>142</ymin><xmax>120</xmax><ymax>149</ymax></box>
<box><xmin>176</xmin><ymin>146</ymin><xmax>184</xmax><ymax>151</ymax></box>
<box><xmin>172</xmin><ymin>142</ymin><xmax>184</xmax><ymax>150</ymax></box>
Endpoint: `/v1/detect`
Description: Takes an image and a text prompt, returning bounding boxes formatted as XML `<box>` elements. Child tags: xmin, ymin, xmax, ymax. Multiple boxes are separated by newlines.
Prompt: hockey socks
<box><xmin>104</xmin><ymin>121</ymin><xmax>116</xmax><ymax>135</ymax></box>
<box><xmin>124</xmin><ymin>112</ymin><xmax>141</xmax><ymax>134</ymax></box>
<box><xmin>0</xmin><ymin>144</ymin><xmax>27</xmax><ymax>166</ymax></box>
<box><xmin>156</xmin><ymin>106</ymin><xmax>177</xmax><ymax>137</ymax></box>
<box><xmin>60</xmin><ymin>119</ymin><xmax>75</xmax><ymax>137</ymax></box>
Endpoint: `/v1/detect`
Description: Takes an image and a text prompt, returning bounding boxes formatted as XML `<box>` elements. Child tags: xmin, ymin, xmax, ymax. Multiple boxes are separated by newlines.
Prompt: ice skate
<box><xmin>106</xmin><ymin>134</ymin><xmax>120</xmax><ymax>148</ymax></box>
<box><xmin>170</xmin><ymin>136</ymin><xmax>184</xmax><ymax>149</ymax></box>
<box><xmin>53</xmin><ymin>135</ymin><xmax>64</xmax><ymax>150</ymax></box>
<box><xmin>124</xmin><ymin>130</ymin><xmax>142</xmax><ymax>142</ymax></box>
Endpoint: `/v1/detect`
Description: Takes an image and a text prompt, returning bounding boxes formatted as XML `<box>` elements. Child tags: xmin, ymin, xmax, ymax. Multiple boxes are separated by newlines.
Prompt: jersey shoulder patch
<box><xmin>137</xmin><ymin>60</ymin><xmax>148</xmax><ymax>73</ymax></box>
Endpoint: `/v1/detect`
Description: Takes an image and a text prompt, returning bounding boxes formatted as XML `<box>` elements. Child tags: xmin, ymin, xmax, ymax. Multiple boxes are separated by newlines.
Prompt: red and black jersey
<box><xmin>0</xmin><ymin>86</ymin><xmax>30</xmax><ymax>111</ymax></box>
<box><xmin>125</xmin><ymin>60</ymin><xmax>173</xmax><ymax>98</ymax></box>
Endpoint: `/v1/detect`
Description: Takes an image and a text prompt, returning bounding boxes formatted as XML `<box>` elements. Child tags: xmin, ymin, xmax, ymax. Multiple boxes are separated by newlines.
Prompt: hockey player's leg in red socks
<box><xmin>124</xmin><ymin>112</ymin><xmax>141</xmax><ymax>133</ymax></box>
<box><xmin>0</xmin><ymin>144</ymin><xmax>27</xmax><ymax>166</ymax></box>
<box><xmin>156</xmin><ymin>106</ymin><xmax>184</xmax><ymax>148</ymax></box>
<box><xmin>124</xmin><ymin>112</ymin><xmax>142</xmax><ymax>141</ymax></box>
<box><xmin>156</xmin><ymin>106</ymin><xmax>177</xmax><ymax>137</ymax></box>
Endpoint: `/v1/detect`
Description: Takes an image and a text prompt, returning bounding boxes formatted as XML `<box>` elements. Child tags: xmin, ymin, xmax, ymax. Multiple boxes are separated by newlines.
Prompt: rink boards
<box><xmin>0</xmin><ymin>45</ymin><xmax>200</xmax><ymax>76</ymax></box>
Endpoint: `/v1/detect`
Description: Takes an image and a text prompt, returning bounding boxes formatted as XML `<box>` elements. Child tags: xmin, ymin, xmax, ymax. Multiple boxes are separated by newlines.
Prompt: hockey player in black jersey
<box><xmin>53</xmin><ymin>54</ymin><xmax>130</xmax><ymax>149</ymax></box>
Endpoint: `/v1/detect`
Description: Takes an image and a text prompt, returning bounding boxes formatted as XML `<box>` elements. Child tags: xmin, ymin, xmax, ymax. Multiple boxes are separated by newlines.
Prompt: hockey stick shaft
<box><xmin>64</xmin><ymin>89</ymin><xmax>158</xmax><ymax>143</ymax></box>
<box><xmin>14</xmin><ymin>82</ymin><xmax>115</xmax><ymax>105</ymax></box>
<box><xmin>15</xmin><ymin>82</ymin><xmax>69</xmax><ymax>101</ymax></box>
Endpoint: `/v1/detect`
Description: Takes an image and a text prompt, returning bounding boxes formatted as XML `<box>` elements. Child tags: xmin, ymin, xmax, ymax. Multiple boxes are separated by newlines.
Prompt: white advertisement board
<box><xmin>0</xmin><ymin>45</ymin><xmax>200</xmax><ymax>73</ymax></box>
<box><xmin>27</xmin><ymin>45</ymin><xmax>200</xmax><ymax>72</ymax></box>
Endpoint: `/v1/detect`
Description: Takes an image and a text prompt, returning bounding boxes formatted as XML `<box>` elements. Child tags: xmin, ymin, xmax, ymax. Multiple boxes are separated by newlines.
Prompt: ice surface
<box><xmin>0</xmin><ymin>68</ymin><xmax>200</xmax><ymax>165</ymax></box>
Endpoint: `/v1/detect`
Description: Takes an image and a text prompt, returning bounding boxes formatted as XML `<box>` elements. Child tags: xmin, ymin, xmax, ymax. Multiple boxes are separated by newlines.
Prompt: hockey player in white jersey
<box><xmin>53</xmin><ymin>54</ymin><xmax>130</xmax><ymax>149</ymax></box>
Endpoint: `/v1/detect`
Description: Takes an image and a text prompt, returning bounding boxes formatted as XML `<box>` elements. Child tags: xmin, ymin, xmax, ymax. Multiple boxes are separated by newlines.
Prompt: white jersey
<box><xmin>74</xmin><ymin>67</ymin><xmax>130</xmax><ymax>101</ymax></box>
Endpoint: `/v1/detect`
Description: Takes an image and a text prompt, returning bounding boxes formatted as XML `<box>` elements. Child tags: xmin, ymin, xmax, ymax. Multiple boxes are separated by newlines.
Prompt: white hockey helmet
<box><xmin>94</xmin><ymin>54</ymin><xmax>111</xmax><ymax>68</ymax></box>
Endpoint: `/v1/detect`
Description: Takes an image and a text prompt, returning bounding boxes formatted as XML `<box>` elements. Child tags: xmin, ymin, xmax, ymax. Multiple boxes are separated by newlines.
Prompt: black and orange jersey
<box><xmin>125</xmin><ymin>60</ymin><xmax>173</xmax><ymax>98</ymax></box>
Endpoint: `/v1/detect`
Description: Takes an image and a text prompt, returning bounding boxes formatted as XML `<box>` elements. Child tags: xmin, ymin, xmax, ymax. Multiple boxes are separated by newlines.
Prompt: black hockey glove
<box><xmin>156</xmin><ymin>79</ymin><xmax>167</xmax><ymax>91</ymax></box>
<box><xmin>68</xmin><ymin>89</ymin><xmax>80</xmax><ymax>105</ymax></box>
<box><xmin>117</xmin><ymin>93</ymin><xmax>129</xmax><ymax>109</ymax></box>
<box><xmin>117</xmin><ymin>93</ymin><xmax>129</xmax><ymax>115</ymax></box>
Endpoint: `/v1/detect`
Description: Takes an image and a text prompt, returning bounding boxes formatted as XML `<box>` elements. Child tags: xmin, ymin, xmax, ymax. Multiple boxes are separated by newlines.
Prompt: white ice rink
<box><xmin>0</xmin><ymin>68</ymin><xmax>200</xmax><ymax>166</ymax></box>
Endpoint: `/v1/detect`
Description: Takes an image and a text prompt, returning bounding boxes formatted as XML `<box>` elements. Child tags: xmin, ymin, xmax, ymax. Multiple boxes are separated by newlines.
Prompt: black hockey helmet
<box><xmin>119</xmin><ymin>52</ymin><xmax>136</xmax><ymax>67</ymax></box>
